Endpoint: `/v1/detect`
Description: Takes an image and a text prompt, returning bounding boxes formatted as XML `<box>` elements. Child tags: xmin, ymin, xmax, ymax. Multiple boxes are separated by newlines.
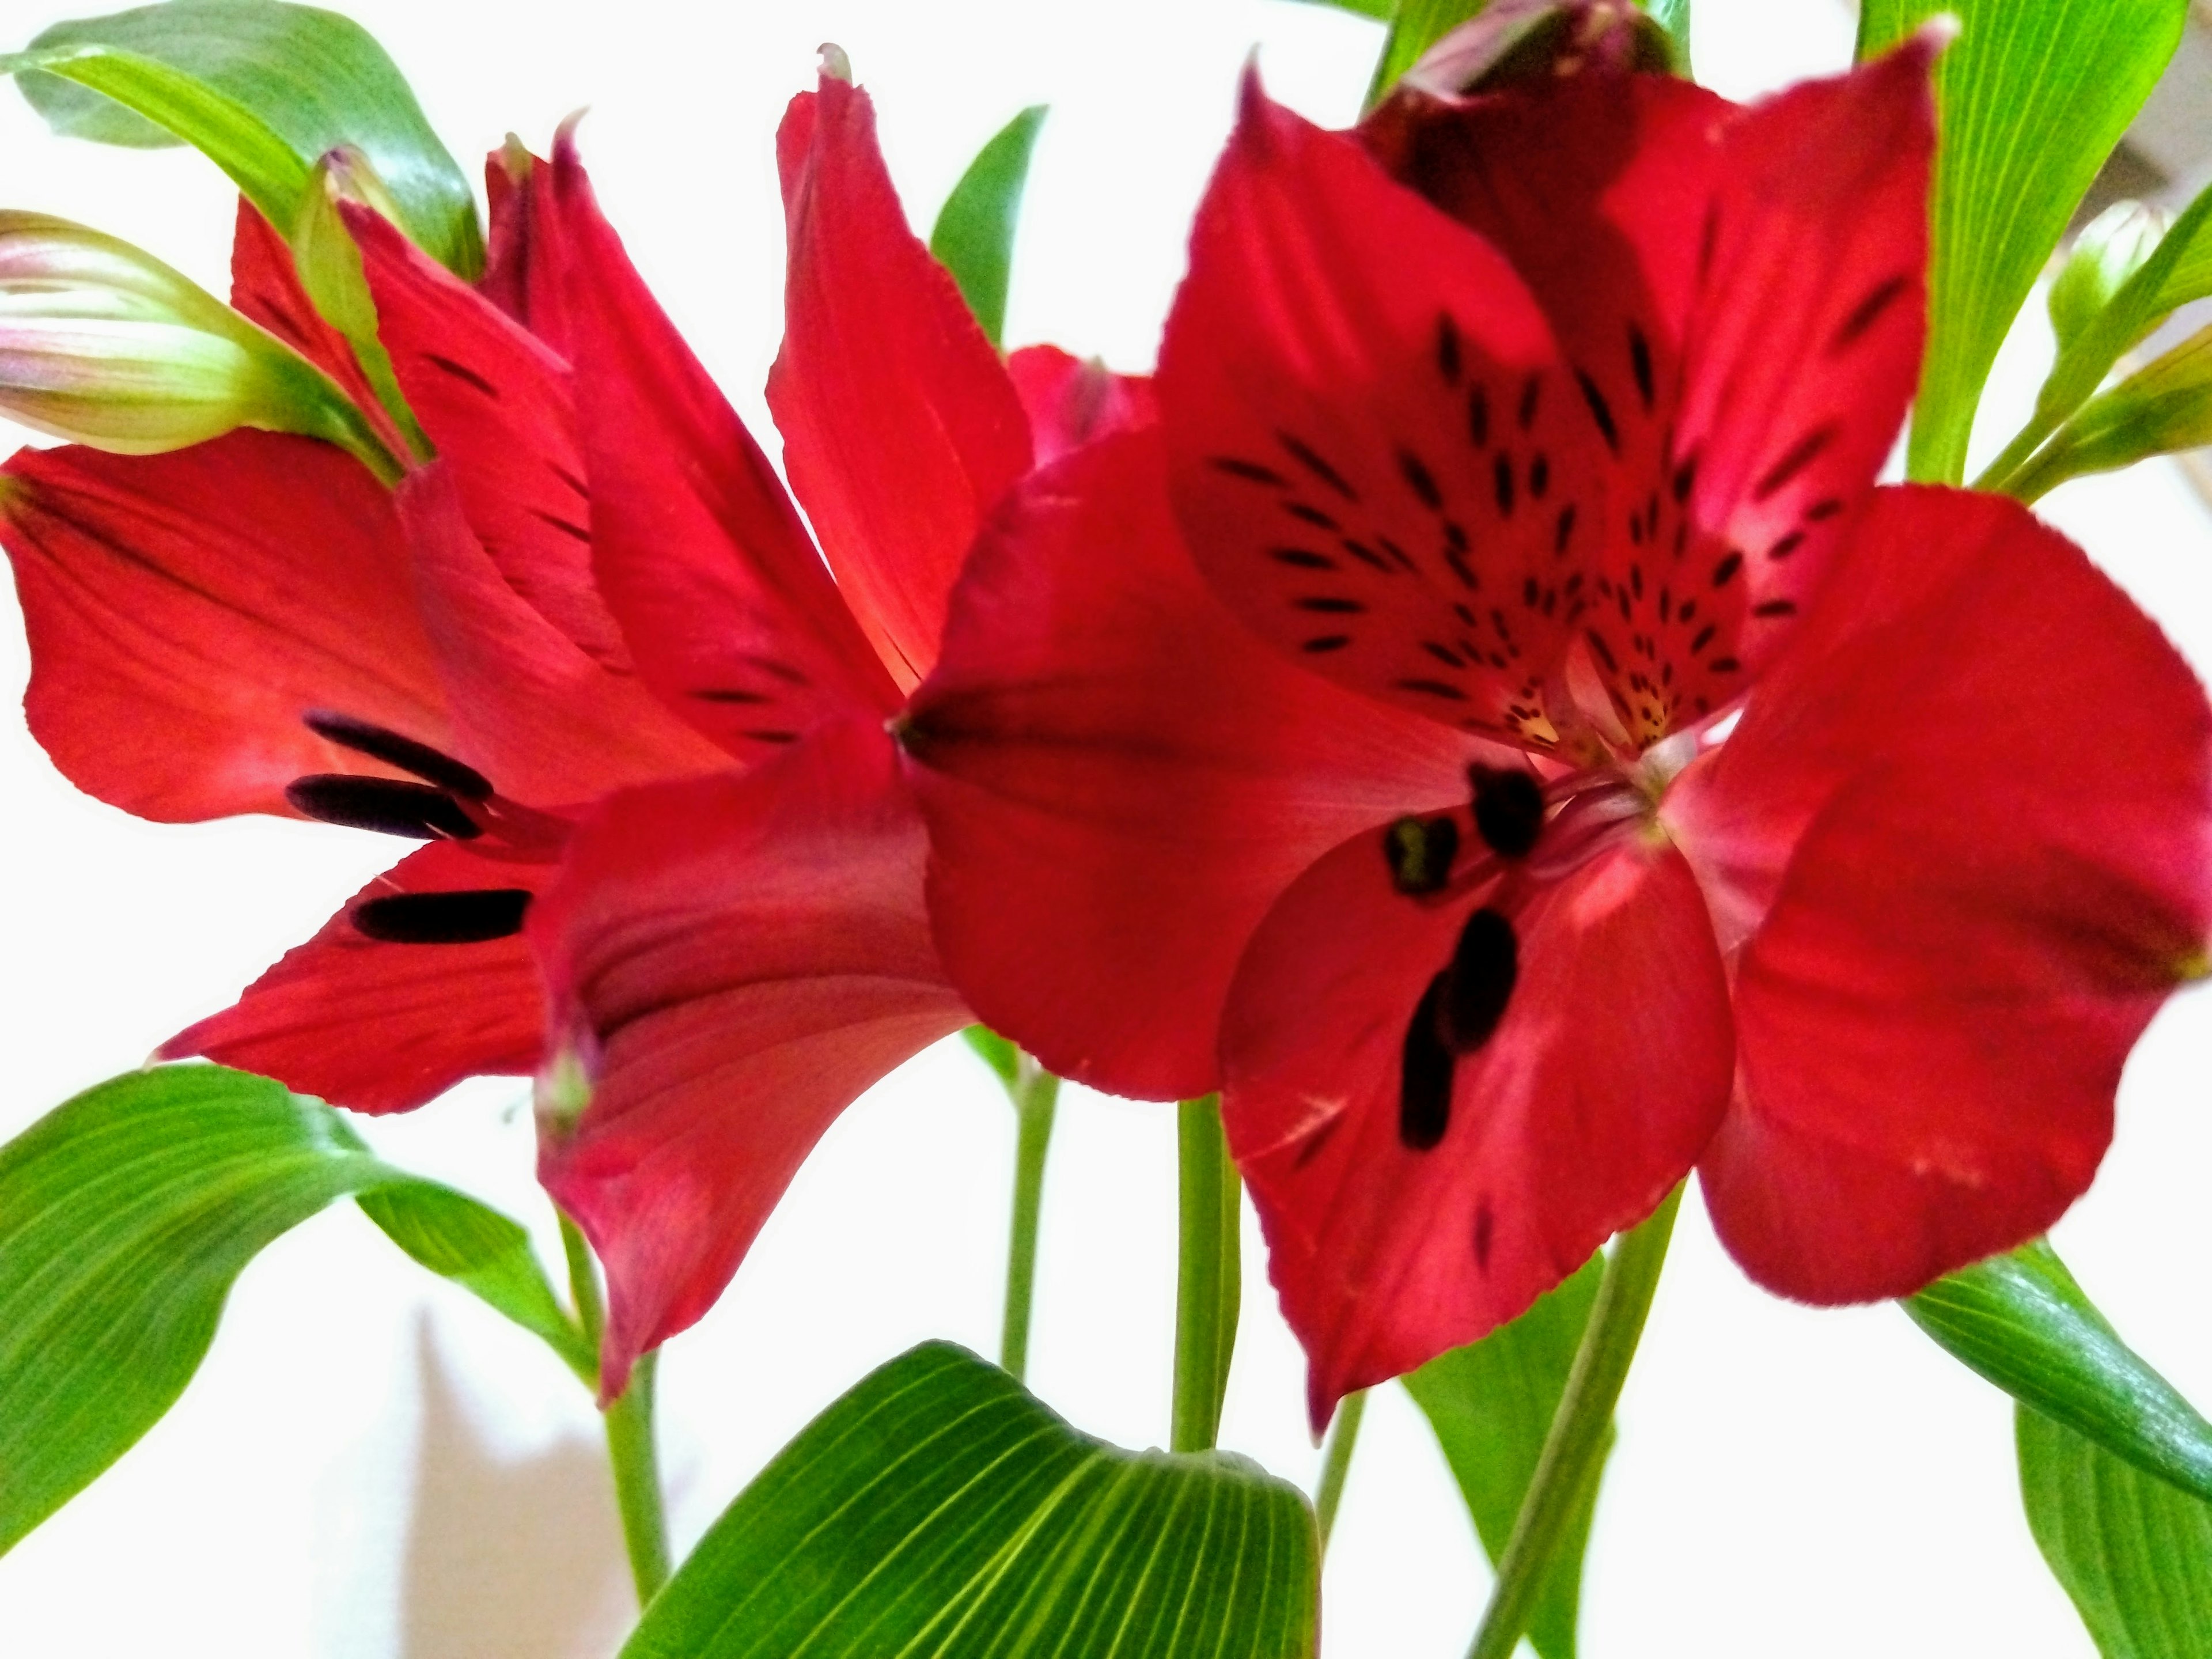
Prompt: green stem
<box><xmin>604</xmin><ymin>1350</ymin><xmax>671</xmax><ymax>1608</ymax></box>
<box><xmin>562</xmin><ymin>1213</ymin><xmax>671</xmax><ymax>1608</ymax></box>
<box><xmin>999</xmin><ymin>1050</ymin><xmax>1061</xmax><ymax>1381</ymax></box>
<box><xmin>1171</xmin><ymin>1095</ymin><xmax>1241</xmax><ymax>1454</ymax></box>
<box><xmin>1465</xmin><ymin>1184</ymin><xmax>1683</xmax><ymax>1659</ymax></box>
<box><xmin>1314</xmin><ymin>1388</ymin><xmax>1369</xmax><ymax>1551</ymax></box>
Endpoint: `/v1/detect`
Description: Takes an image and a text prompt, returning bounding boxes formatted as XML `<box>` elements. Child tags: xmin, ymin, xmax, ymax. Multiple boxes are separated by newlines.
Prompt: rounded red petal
<box><xmin>531</xmin><ymin>720</ymin><xmax>967</xmax><ymax>1391</ymax></box>
<box><xmin>902</xmin><ymin>431</ymin><xmax>1479</xmax><ymax>1100</ymax></box>
<box><xmin>1224</xmin><ymin>819</ymin><xmax>1732</xmax><ymax>1424</ymax></box>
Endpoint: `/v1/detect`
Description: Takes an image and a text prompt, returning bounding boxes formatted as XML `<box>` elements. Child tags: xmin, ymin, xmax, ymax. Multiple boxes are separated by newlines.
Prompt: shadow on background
<box><xmin>400</xmin><ymin>1323</ymin><xmax>635</xmax><ymax>1659</ymax></box>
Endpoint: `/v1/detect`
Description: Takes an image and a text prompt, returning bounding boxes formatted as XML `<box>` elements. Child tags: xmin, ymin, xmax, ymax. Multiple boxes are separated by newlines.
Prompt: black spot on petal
<box><xmin>353</xmin><ymin>888</ymin><xmax>532</xmax><ymax>944</ymax></box>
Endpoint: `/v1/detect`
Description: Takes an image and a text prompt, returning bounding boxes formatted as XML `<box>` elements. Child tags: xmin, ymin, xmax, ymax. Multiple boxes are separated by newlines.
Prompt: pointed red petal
<box><xmin>1672</xmin><ymin>487</ymin><xmax>2212</xmax><ymax>1299</ymax></box>
<box><xmin>1005</xmin><ymin>344</ymin><xmax>1156</xmax><ymax>465</ymax></box>
<box><xmin>767</xmin><ymin>76</ymin><xmax>1033</xmax><ymax>689</ymax></box>
<box><xmin>346</xmin><ymin>202</ymin><xmax>633</xmax><ymax>673</ymax></box>
<box><xmin>396</xmin><ymin>467</ymin><xmax>725</xmax><ymax>802</ymax></box>
<box><xmin>161</xmin><ymin>839</ymin><xmax>546</xmax><ymax>1113</ymax></box>
<box><xmin>1160</xmin><ymin>82</ymin><xmax>1596</xmax><ymax>751</ymax></box>
<box><xmin>0</xmin><ymin>434</ymin><xmax>450</xmax><ymax>821</ymax></box>
<box><xmin>903</xmin><ymin>431</ymin><xmax>1481</xmax><ymax>1100</ymax></box>
<box><xmin>228</xmin><ymin>198</ymin><xmax>406</xmax><ymax>455</ymax></box>
<box><xmin>1224</xmin><ymin>824</ymin><xmax>1732</xmax><ymax>1423</ymax></box>
<box><xmin>480</xmin><ymin>142</ymin><xmax>573</xmax><ymax>354</ymax></box>
<box><xmin>1667</xmin><ymin>39</ymin><xmax>1936</xmax><ymax>685</ymax></box>
<box><xmin>549</xmin><ymin>138</ymin><xmax>901</xmax><ymax>753</ymax></box>
<box><xmin>532</xmin><ymin>719</ymin><xmax>967</xmax><ymax>1389</ymax></box>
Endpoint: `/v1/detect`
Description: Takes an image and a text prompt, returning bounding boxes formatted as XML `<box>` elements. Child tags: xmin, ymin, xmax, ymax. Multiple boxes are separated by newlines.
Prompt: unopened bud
<box><xmin>0</xmin><ymin>210</ymin><xmax>395</xmax><ymax>475</ymax></box>
<box><xmin>2049</xmin><ymin>200</ymin><xmax>2171</xmax><ymax>354</ymax></box>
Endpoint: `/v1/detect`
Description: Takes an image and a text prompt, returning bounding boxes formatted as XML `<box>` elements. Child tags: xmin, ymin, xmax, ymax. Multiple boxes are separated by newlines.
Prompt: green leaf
<box><xmin>0</xmin><ymin>1065</ymin><xmax>589</xmax><ymax>1554</ymax></box>
<box><xmin>5</xmin><ymin>0</ymin><xmax>481</xmax><ymax>276</ymax></box>
<box><xmin>1278</xmin><ymin>0</ymin><xmax>1396</xmax><ymax>20</ymax></box>
<box><xmin>1855</xmin><ymin>0</ymin><xmax>2188</xmax><ymax>484</ymax></box>
<box><xmin>2020</xmin><ymin>1407</ymin><xmax>2212</xmax><ymax>1657</ymax></box>
<box><xmin>2006</xmin><ymin>321</ymin><xmax>2212</xmax><ymax>498</ymax></box>
<box><xmin>929</xmin><ymin>105</ymin><xmax>1047</xmax><ymax>350</ymax></box>
<box><xmin>1403</xmin><ymin>1254</ymin><xmax>1606</xmax><ymax>1659</ymax></box>
<box><xmin>622</xmin><ymin>1340</ymin><xmax>1319</xmax><ymax>1658</ymax></box>
<box><xmin>1905</xmin><ymin>1240</ymin><xmax>2212</xmax><ymax>1507</ymax></box>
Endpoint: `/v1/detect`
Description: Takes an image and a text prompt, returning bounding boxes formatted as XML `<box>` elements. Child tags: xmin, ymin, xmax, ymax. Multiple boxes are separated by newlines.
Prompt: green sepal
<box><xmin>1404</xmin><ymin>1254</ymin><xmax>1608</xmax><ymax>1659</ymax></box>
<box><xmin>1906</xmin><ymin>1239</ymin><xmax>2212</xmax><ymax>1506</ymax></box>
<box><xmin>5</xmin><ymin>0</ymin><xmax>482</xmax><ymax>276</ymax></box>
<box><xmin>0</xmin><ymin>208</ymin><xmax>395</xmax><ymax>477</ymax></box>
<box><xmin>2020</xmin><ymin>1406</ymin><xmax>2212</xmax><ymax>1657</ymax></box>
<box><xmin>622</xmin><ymin>1340</ymin><xmax>1319</xmax><ymax>1657</ymax></box>
<box><xmin>1855</xmin><ymin>0</ymin><xmax>2188</xmax><ymax>484</ymax></box>
<box><xmin>929</xmin><ymin>105</ymin><xmax>1047</xmax><ymax>350</ymax></box>
<box><xmin>0</xmin><ymin>1065</ymin><xmax>590</xmax><ymax>1555</ymax></box>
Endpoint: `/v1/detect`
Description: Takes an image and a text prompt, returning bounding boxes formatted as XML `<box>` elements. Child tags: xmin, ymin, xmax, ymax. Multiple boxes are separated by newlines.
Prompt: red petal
<box><xmin>161</xmin><ymin>838</ymin><xmax>546</xmax><ymax>1113</ymax></box>
<box><xmin>0</xmin><ymin>433</ymin><xmax>449</xmax><ymax>821</ymax></box>
<box><xmin>768</xmin><ymin>76</ymin><xmax>1033</xmax><ymax>689</ymax></box>
<box><xmin>346</xmin><ymin>203</ymin><xmax>632</xmax><ymax>673</ymax></box>
<box><xmin>228</xmin><ymin>199</ymin><xmax>407</xmax><ymax>456</ymax></box>
<box><xmin>1158</xmin><ymin>82</ymin><xmax>1577</xmax><ymax>749</ymax></box>
<box><xmin>396</xmin><ymin>467</ymin><xmax>725</xmax><ymax>803</ymax></box>
<box><xmin>902</xmin><ymin>431</ymin><xmax>1480</xmax><ymax>1100</ymax></box>
<box><xmin>532</xmin><ymin>719</ymin><xmax>967</xmax><ymax>1388</ymax></box>
<box><xmin>480</xmin><ymin>141</ymin><xmax>573</xmax><ymax>355</ymax></box>
<box><xmin>1224</xmin><ymin>824</ymin><xmax>1732</xmax><ymax>1423</ymax></box>
<box><xmin>1668</xmin><ymin>39</ymin><xmax>1935</xmax><ymax>684</ymax></box>
<box><xmin>1005</xmin><ymin>344</ymin><xmax>1157</xmax><ymax>465</ymax></box>
<box><xmin>549</xmin><ymin>137</ymin><xmax>901</xmax><ymax>753</ymax></box>
<box><xmin>1671</xmin><ymin>486</ymin><xmax>2212</xmax><ymax>1300</ymax></box>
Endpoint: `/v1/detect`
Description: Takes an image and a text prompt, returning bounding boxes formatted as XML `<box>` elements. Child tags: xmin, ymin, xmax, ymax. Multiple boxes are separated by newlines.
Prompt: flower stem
<box><xmin>1171</xmin><ymin>1094</ymin><xmax>1242</xmax><ymax>1454</ymax></box>
<box><xmin>560</xmin><ymin>1213</ymin><xmax>671</xmax><ymax>1608</ymax></box>
<box><xmin>604</xmin><ymin>1351</ymin><xmax>671</xmax><ymax>1608</ymax></box>
<box><xmin>999</xmin><ymin>1050</ymin><xmax>1061</xmax><ymax>1381</ymax></box>
<box><xmin>1464</xmin><ymin>1183</ymin><xmax>1683</xmax><ymax>1659</ymax></box>
<box><xmin>1314</xmin><ymin>1388</ymin><xmax>1369</xmax><ymax>1551</ymax></box>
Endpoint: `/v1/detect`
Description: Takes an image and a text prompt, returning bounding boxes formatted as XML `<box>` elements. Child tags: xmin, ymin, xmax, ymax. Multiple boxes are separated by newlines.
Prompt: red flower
<box><xmin>901</xmin><ymin>46</ymin><xmax>2212</xmax><ymax>1421</ymax></box>
<box><xmin>0</xmin><ymin>72</ymin><xmax>1141</xmax><ymax>1389</ymax></box>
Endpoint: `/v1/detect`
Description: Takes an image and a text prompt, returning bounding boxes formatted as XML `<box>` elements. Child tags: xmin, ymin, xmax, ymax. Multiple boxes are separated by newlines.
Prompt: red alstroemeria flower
<box><xmin>901</xmin><ymin>43</ymin><xmax>2212</xmax><ymax>1421</ymax></box>
<box><xmin>0</xmin><ymin>71</ymin><xmax>1142</xmax><ymax>1389</ymax></box>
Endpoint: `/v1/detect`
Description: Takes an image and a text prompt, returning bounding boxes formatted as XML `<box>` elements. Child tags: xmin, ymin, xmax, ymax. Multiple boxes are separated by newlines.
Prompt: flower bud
<box><xmin>2048</xmin><ymin>200</ymin><xmax>2171</xmax><ymax>354</ymax></box>
<box><xmin>0</xmin><ymin>210</ymin><xmax>395</xmax><ymax>475</ymax></box>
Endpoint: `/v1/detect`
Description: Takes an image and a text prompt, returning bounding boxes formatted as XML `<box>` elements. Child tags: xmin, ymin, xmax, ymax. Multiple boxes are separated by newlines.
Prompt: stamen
<box><xmin>1441</xmin><ymin>907</ymin><xmax>1518</xmax><ymax>1052</ymax></box>
<box><xmin>1471</xmin><ymin>767</ymin><xmax>1544</xmax><ymax>858</ymax></box>
<box><xmin>352</xmin><ymin>888</ymin><xmax>532</xmax><ymax>944</ymax></box>
<box><xmin>1399</xmin><ymin>974</ymin><xmax>1455</xmax><ymax>1150</ymax></box>
<box><xmin>286</xmin><ymin>775</ymin><xmax>480</xmax><ymax>840</ymax></box>
<box><xmin>1384</xmin><ymin>815</ymin><xmax>1460</xmax><ymax>896</ymax></box>
<box><xmin>302</xmin><ymin>711</ymin><xmax>493</xmax><ymax>799</ymax></box>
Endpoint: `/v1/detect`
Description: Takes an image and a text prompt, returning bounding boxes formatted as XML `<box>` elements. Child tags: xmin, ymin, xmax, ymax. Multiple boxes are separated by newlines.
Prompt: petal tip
<box><xmin>818</xmin><ymin>41</ymin><xmax>853</xmax><ymax>83</ymax></box>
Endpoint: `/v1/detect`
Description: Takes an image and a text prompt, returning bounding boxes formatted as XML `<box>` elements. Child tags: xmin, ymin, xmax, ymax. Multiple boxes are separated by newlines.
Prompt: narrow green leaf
<box><xmin>2020</xmin><ymin>1407</ymin><xmax>2212</xmax><ymax>1657</ymax></box>
<box><xmin>929</xmin><ymin>105</ymin><xmax>1047</xmax><ymax>350</ymax></box>
<box><xmin>1403</xmin><ymin>1254</ymin><xmax>1606</xmax><ymax>1659</ymax></box>
<box><xmin>1278</xmin><ymin>0</ymin><xmax>1396</xmax><ymax>20</ymax></box>
<box><xmin>1856</xmin><ymin>0</ymin><xmax>2188</xmax><ymax>484</ymax></box>
<box><xmin>5</xmin><ymin>0</ymin><xmax>480</xmax><ymax>276</ymax></box>
<box><xmin>1906</xmin><ymin>1240</ymin><xmax>2212</xmax><ymax>1506</ymax></box>
<box><xmin>623</xmin><ymin>1341</ymin><xmax>1319</xmax><ymax>1658</ymax></box>
<box><xmin>0</xmin><ymin>1066</ymin><xmax>587</xmax><ymax>1552</ymax></box>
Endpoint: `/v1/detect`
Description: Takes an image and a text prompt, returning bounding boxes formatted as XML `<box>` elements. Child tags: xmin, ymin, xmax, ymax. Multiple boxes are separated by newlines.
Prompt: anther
<box><xmin>303</xmin><ymin>711</ymin><xmax>493</xmax><ymax>799</ymax></box>
<box><xmin>1399</xmin><ymin>973</ymin><xmax>1455</xmax><ymax>1150</ymax></box>
<box><xmin>351</xmin><ymin>888</ymin><xmax>532</xmax><ymax>944</ymax></box>
<box><xmin>287</xmin><ymin>775</ymin><xmax>481</xmax><ymax>840</ymax></box>
<box><xmin>1385</xmin><ymin>815</ymin><xmax>1461</xmax><ymax>896</ymax></box>
<box><xmin>1471</xmin><ymin>766</ymin><xmax>1545</xmax><ymax>858</ymax></box>
<box><xmin>1440</xmin><ymin>907</ymin><xmax>1518</xmax><ymax>1052</ymax></box>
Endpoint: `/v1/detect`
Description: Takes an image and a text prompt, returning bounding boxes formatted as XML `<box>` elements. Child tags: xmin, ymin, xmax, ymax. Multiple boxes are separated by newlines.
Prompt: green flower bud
<box><xmin>2048</xmin><ymin>200</ymin><xmax>2171</xmax><ymax>357</ymax></box>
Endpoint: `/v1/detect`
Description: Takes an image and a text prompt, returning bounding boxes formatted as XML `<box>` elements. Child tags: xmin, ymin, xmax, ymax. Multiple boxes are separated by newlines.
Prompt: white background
<box><xmin>2</xmin><ymin>1</ymin><xmax>2210</xmax><ymax>1654</ymax></box>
